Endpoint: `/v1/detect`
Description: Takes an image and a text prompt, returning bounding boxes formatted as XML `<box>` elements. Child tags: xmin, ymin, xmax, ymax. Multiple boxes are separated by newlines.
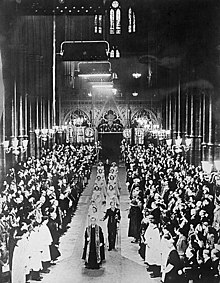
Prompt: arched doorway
<box><xmin>98</xmin><ymin>109</ymin><xmax>123</xmax><ymax>163</ymax></box>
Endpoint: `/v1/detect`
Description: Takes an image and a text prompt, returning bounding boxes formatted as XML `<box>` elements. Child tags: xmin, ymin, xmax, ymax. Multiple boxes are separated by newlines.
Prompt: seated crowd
<box><xmin>0</xmin><ymin>144</ymin><xmax>96</xmax><ymax>282</ymax></box>
<box><xmin>123</xmin><ymin>140</ymin><xmax>220</xmax><ymax>283</ymax></box>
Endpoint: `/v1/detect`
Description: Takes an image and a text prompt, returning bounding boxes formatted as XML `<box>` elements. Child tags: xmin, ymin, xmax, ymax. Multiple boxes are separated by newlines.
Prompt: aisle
<box><xmin>37</xmin><ymin>166</ymin><xmax>160</xmax><ymax>283</ymax></box>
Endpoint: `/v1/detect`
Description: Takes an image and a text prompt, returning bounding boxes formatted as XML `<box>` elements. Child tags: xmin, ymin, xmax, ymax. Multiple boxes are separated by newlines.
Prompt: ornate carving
<box><xmin>131</xmin><ymin>108</ymin><xmax>159</xmax><ymax>125</ymax></box>
<box><xmin>63</xmin><ymin>108</ymin><xmax>90</xmax><ymax>125</ymax></box>
<box><xmin>98</xmin><ymin>109</ymin><xmax>123</xmax><ymax>132</ymax></box>
<box><xmin>61</xmin><ymin>98</ymin><xmax>162</xmax><ymax>129</ymax></box>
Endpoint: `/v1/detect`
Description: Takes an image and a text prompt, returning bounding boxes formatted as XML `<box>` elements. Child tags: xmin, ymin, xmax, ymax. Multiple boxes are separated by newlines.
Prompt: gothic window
<box><xmin>110</xmin><ymin>49</ymin><xmax>115</xmax><ymax>58</ymax></box>
<box><xmin>115</xmin><ymin>48</ymin><xmax>120</xmax><ymax>58</ymax></box>
<box><xmin>109</xmin><ymin>1</ymin><xmax>121</xmax><ymax>35</ymax></box>
<box><xmin>110</xmin><ymin>46</ymin><xmax>120</xmax><ymax>58</ymax></box>
<box><xmin>116</xmin><ymin>8</ymin><xmax>121</xmax><ymax>34</ymax></box>
<box><xmin>94</xmin><ymin>14</ymin><xmax>103</xmax><ymax>34</ymax></box>
<box><xmin>128</xmin><ymin>7</ymin><xmax>136</xmax><ymax>33</ymax></box>
<box><xmin>110</xmin><ymin>9</ymin><xmax>115</xmax><ymax>34</ymax></box>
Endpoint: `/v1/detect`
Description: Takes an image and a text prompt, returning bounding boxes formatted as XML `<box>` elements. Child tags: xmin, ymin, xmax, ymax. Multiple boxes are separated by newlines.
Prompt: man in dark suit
<box><xmin>104</xmin><ymin>159</ymin><xmax>111</xmax><ymax>183</ymax></box>
<box><xmin>102</xmin><ymin>200</ymin><xmax>121</xmax><ymax>251</ymax></box>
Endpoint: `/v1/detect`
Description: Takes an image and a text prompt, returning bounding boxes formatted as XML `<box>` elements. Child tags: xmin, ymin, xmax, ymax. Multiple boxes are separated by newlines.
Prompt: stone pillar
<box><xmin>189</xmin><ymin>93</ymin><xmax>194</xmax><ymax>164</ymax></box>
<box><xmin>177</xmin><ymin>80</ymin><xmax>181</xmax><ymax>136</ymax></box>
<box><xmin>42</xmin><ymin>97</ymin><xmax>48</xmax><ymax>148</ymax></box>
<box><xmin>36</xmin><ymin>97</ymin><xmax>40</xmax><ymax>158</ymax></box>
<box><xmin>208</xmin><ymin>93</ymin><xmax>213</xmax><ymax>162</ymax></box>
<box><xmin>12</xmin><ymin>80</ymin><xmax>18</xmax><ymax>164</ymax></box>
<box><xmin>185</xmin><ymin>92</ymin><xmax>189</xmax><ymax>137</ymax></box>
<box><xmin>198</xmin><ymin>93</ymin><xmax>202</xmax><ymax>162</ymax></box>
<box><xmin>169</xmin><ymin>94</ymin><xmax>172</xmax><ymax>138</ymax></box>
<box><xmin>24</xmin><ymin>93</ymin><xmax>28</xmax><ymax>160</ymax></box>
<box><xmin>165</xmin><ymin>94</ymin><xmax>169</xmax><ymax>131</ymax></box>
<box><xmin>18</xmin><ymin>94</ymin><xmax>24</xmax><ymax>161</ymax></box>
<box><xmin>47</xmin><ymin>99</ymin><xmax>52</xmax><ymax>149</ymax></box>
<box><xmin>202</xmin><ymin>92</ymin><xmax>206</xmax><ymax>160</ymax></box>
<box><xmin>194</xmin><ymin>94</ymin><xmax>202</xmax><ymax>166</ymax></box>
<box><xmin>173</xmin><ymin>92</ymin><xmax>177</xmax><ymax>139</ymax></box>
<box><xmin>52</xmin><ymin>14</ymin><xmax>56</xmax><ymax>127</ymax></box>
<box><xmin>29</xmin><ymin>98</ymin><xmax>35</xmax><ymax>157</ymax></box>
<box><xmin>0</xmin><ymin>50</ymin><xmax>6</xmax><ymax>182</ymax></box>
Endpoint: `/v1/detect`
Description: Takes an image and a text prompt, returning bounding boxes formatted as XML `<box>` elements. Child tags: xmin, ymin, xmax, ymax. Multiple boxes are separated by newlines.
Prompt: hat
<box><xmin>20</xmin><ymin>223</ymin><xmax>28</xmax><ymax>232</ymax></box>
<box><xmin>131</xmin><ymin>199</ymin><xmax>138</xmax><ymax>205</ymax></box>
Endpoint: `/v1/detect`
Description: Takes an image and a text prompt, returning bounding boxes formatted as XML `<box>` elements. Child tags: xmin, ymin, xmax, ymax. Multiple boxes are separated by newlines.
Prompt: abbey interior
<box><xmin>1</xmin><ymin>1</ymin><xmax>220</xmax><ymax>283</ymax></box>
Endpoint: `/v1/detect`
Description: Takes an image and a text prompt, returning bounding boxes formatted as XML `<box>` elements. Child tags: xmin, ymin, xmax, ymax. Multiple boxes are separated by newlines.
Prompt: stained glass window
<box><xmin>116</xmin><ymin>8</ymin><xmax>121</xmax><ymax>34</ymax></box>
<box><xmin>110</xmin><ymin>46</ymin><xmax>120</xmax><ymax>58</ymax></box>
<box><xmin>110</xmin><ymin>49</ymin><xmax>115</xmax><ymax>58</ymax></box>
<box><xmin>110</xmin><ymin>8</ymin><xmax>115</xmax><ymax>34</ymax></box>
<box><xmin>115</xmin><ymin>48</ymin><xmax>120</xmax><ymax>58</ymax></box>
<box><xmin>109</xmin><ymin>1</ymin><xmax>121</xmax><ymax>35</ymax></box>
<box><xmin>98</xmin><ymin>15</ymin><xmax>102</xmax><ymax>34</ymax></box>
<box><xmin>94</xmin><ymin>14</ymin><xmax>103</xmax><ymax>34</ymax></box>
<box><xmin>94</xmin><ymin>15</ymin><xmax>98</xmax><ymax>33</ymax></box>
<box><xmin>128</xmin><ymin>7</ymin><xmax>136</xmax><ymax>33</ymax></box>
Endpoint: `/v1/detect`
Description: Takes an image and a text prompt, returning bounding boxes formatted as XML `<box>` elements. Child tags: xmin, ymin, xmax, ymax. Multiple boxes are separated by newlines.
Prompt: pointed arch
<box><xmin>110</xmin><ymin>46</ymin><xmax>121</xmax><ymax>58</ymax></box>
<box><xmin>116</xmin><ymin>8</ymin><xmax>121</xmax><ymax>34</ymax></box>
<box><xmin>109</xmin><ymin>1</ymin><xmax>121</xmax><ymax>35</ymax></box>
<box><xmin>128</xmin><ymin>7</ymin><xmax>136</xmax><ymax>33</ymax></box>
<box><xmin>94</xmin><ymin>14</ymin><xmax>103</xmax><ymax>34</ymax></box>
<box><xmin>110</xmin><ymin>8</ymin><xmax>115</xmax><ymax>34</ymax></box>
<box><xmin>63</xmin><ymin>109</ymin><xmax>90</xmax><ymax>126</ymax></box>
<box><xmin>131</xmin><ymin>109</ymin><xmax>159</xmax><ymax>128</ymax></box>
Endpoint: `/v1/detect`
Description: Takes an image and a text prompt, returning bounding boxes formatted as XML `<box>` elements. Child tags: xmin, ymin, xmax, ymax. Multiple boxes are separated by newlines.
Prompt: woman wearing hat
<box><xmin>161</xmin><ymin>237</ymin><xmax>182</xmax><ymax>283</ymax></box>
<box><xmin>128</xmin><ymin>198</ymin><xmax>143</xmax><ymax>243</ymax></box>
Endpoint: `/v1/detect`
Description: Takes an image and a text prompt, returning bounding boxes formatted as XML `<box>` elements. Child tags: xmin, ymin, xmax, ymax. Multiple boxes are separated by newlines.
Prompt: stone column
<box><xmin>18</xmin><ymin>94</ymin><xmax>24</xmax><ymax>161</ymax></box>
<box><xmin>201</xmin><ymin>92</ymin><xmax>206</xmax><ymax>160</ymax></box>
<box><xmin>0</xmin><ymin>50</ymin><xmax>6</xmax><ymax>180</ymax></box>
<box><xmin>185</xmin><ymin>92</ymin><xmax>189</xmax><ymax>137</ymax></box>
<box><xmin>194</xmin><ymin>93</ymin><xmax>202</xmax><ymax>166</ymax></box>
<box><xmin>52</xmin><ymin>14</ymin><xmax>56</xmax><ymax>128</ymax></box>
<box><xmin>23</xmin><ymin>93</ymin><xmax>28</xmax><ymax>160</ymax></box>
<box><xmin>12</xmin><ymin>80</ymin><xmax>18</xmax><ymax>164</ymax></box>
<box><xmin>29</xmin><ymin>98</ymin><xmax>35</xmax><ymax>157</ymax></box>
<box><xmin>165</xmin><ymin>94</ymin><xmax>169</xmax><ymax>131</ymax></box>
<box><xmin>177</xmin><ymin>79</ymin><xmax>181</xmax><ymax>136</ymax></box>
<box><xmin>208</xmin><ymin>93</ymin><xmax>213</xmax><ymax>162</ymax></box>
<box><xmin>169</xmin><ymin>94</ymin><xmax>172</xmax><ymax>138</ymax></box>
<box><xmin>36</xmin><ymin>97</ymin><xmax>40</xmax><ymax>158</ymax></box>
<box><xmin>42</xmin><ymin>97</ymin><xmax>48</xmax><ymax>148</ymax></box>
<box><xmin>172</xmin><ymin>91</ymin><xmax>177</xmax><ymax>143</ymax></box>
<box><xmin>198</xmin><ymin>93</ymin><xmax>202</xmax><ymax>163</ymax></box>
<box><xmin>47</xmin><ymin>99</ymin><xmax>52</xmax><ymax>149</ymax></box>
<box><xmin>189</xmin><ymin>93</ymin><xmax>194</xmax><ymax>164</ymax></box>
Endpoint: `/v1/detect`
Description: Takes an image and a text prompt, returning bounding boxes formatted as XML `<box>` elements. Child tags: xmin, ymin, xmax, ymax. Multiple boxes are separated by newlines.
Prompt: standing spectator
<box><xmin>39</xmin><ymin>217</ymin><xmax>53</xmax><ymax>273</ymax></box>
<box><xmin>144</xmin><ymin>215</ymin><xmax>161</xmax><ymax>278</ymax></box>
<box><xmin>199</xmin><ymin>249</ymin><xmax>213</xmax><ymax>283</ymax></box>
<box><xmin>175</xmin><ymin>227</ymin><xmax>187</xmax><ymax>269</ymax></box>
<box><xmin>11</xmin><ymin>223</ymin><xmax>29</xmax><ymax>283</ymax></box>
<box><xmin>211</xmin><ymin>248</ymin><xmax>220</xmax><ymax>282</ymax></box>
<box><xmin>161</xmin><ymin>238</ymin><xmax>182</xmax><ymax>283</ymax></box>
<box><xmin>128</xmin><ymin>198</ymin><xmax>143</xmax><ymax>243</ymax></box>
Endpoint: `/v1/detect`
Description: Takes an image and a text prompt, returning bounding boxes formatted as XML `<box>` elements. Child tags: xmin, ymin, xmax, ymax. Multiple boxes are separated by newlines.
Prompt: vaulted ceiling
<box><xmin>0</xmin><ymin>0</ymin><xmax>220</xmax><ymax>100</ymax></box>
